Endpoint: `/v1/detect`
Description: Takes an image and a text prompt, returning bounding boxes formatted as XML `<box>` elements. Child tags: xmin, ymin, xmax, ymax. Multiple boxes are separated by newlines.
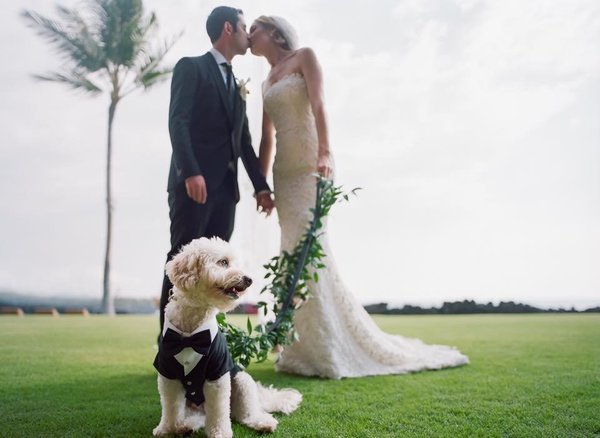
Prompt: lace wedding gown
<box><xmin>262</xmin><ymin>73</ymin><xmax>469</xmax><ymax>379</ymax></box>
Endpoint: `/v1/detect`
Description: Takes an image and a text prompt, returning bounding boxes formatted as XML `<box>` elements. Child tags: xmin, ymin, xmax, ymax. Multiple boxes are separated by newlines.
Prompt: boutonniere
<box><xmin>237</xmin><ymin>78</ymin><xmax>250</xmax><ymax>101</ymax></box>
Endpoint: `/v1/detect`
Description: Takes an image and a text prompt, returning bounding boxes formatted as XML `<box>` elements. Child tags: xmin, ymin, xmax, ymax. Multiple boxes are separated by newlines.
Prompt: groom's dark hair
<box><xmin>206</xmin><ymin>6</ymin><xmax>243</xmax><ymax>43</ymax></box>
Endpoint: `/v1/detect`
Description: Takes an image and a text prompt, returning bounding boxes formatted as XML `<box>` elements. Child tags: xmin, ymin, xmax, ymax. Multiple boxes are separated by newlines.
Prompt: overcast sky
<box><xmin>1</xmin><ymin>0</ymin><xmax>599</xmax><ymax>309</ymax></box>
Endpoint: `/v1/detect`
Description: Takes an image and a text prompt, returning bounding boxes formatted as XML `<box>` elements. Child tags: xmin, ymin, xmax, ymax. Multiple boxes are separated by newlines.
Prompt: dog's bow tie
<box><xmin>162</xmin><ymin>328</ymin><xmax>212</xmax><ymax>356</ymax></box>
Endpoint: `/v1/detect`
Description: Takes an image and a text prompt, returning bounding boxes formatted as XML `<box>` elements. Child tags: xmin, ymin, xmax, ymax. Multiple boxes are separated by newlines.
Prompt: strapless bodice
<box><xmin>262</xmin><ymin>73</ymin><xmax>318</xmax><ymax>176</ymax></box>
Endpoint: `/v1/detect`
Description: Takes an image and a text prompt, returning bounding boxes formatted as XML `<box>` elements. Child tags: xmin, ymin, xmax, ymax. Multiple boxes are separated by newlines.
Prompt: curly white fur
<box><xmin>153</xmin><ymin>237</ymin><xmax>302</xmax><ymax>437</ymax></box>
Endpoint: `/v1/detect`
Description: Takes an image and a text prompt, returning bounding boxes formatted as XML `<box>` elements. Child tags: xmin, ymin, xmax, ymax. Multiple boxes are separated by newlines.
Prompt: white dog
<box><xmin>153</xmin><ymin>237</ymin><xmax>302</xmax><ymax>438</ymax></box>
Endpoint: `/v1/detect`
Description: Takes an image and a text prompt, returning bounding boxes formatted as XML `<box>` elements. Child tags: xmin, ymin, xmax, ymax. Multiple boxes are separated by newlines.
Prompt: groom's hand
<box><xmin>256</xmin><ymin>192</ymin><xmax>274</xmax><ymax>216</ymax></box>
<box><xmin>185</xmin><ymin>175</ymin><xmax>207</xmax><ymax>204</ymax></box>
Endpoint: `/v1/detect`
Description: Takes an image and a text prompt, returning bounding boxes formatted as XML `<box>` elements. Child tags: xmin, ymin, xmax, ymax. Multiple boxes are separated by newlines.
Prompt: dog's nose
<box><xmin>242</xmin><ymin>276</ymin><xmax>252</xmax><ymax>286</ymax></box>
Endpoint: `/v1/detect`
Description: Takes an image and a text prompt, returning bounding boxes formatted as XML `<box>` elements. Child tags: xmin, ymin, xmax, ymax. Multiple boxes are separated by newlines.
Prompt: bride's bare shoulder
<box><xmin>297</xmin><ymin>47</ymin><xmax>316</xmax><ymax>58</ymax></box>
<box><xmin>297</xmin><ymin>47</ymin><xmax>320</xmax><ymax>66</ymax></box>
<box><xmin>296</xmin><ymin>48</ymin><xmax>322</xmax><ymax>78</ymax></box>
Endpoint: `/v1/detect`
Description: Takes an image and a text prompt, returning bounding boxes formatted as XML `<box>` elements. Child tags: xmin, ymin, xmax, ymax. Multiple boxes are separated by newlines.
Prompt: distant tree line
<box><xmin>0</xmin><ymin>292</ymin><xmax>155</xmax><ymax>314</ymax></box>
<box><xmin>2</xmin><ymin>293</ymin><xmax>599</xmax><ymax>315</ymax></box>
<box><xmin>363</xmin><ymin>300</ymin><xmax>600</xmax><ymax>315</ymax></box>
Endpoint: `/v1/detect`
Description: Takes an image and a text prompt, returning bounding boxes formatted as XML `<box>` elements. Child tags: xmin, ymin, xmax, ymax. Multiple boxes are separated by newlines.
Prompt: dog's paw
<box><xmin>205</xmin><ymin>425</ymin><xmax>233</xmax><ymax>438</ymax></box>
<box><xmin>152</xmin><ymin>423</ymin><xmax>172</xmax><ymax>437</ymax></box>
<box><xmin>246</xmin><ymin>413</ymin><xmax>278</xmax><ymax>433</ymax></box>
<box><xmin>153</xmin><ymin>423</ymin><xmax>193</xmax><ymax>437</ymax></box>
<box><xmin>277</xmin><ymin>388</ymin><xmax>303</xmax><ymax>415</ymax></box>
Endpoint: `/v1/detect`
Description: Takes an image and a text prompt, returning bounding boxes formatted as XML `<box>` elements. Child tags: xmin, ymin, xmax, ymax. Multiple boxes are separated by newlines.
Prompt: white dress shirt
<box><xmin>209</xmin><ymin>47</ymin><xmax>231</xmax><ymax>87</ymax></box>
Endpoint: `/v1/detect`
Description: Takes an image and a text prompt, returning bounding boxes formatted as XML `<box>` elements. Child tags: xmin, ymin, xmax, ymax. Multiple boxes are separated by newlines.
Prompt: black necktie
<box><xmin>220</xmin><ymin>62</ymin><xmax>234</xmax><ymax>95</ymax></box>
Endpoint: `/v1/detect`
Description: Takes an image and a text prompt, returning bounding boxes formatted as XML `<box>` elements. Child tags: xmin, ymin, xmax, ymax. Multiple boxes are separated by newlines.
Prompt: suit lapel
<box><xmin>231</xmin><ymin>80</ymin><xmax>242</xmax><ymax>125</ymax></box>
<box><xmin>205</xmin><ymin>52</ymin><xmax>233</xmax><ymax>125</ymax></box>
<box><xmin>231</xmin><ymin>73</ymin><xmax>245</xmax><ymax>129</ymax></box>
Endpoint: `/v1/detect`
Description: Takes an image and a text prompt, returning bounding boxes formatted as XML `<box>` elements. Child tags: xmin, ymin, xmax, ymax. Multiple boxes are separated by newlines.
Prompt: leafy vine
<box><xmin>217</xmin><ymin>176</ymin><xmax>360</xmax><ymax>368</ymax></box>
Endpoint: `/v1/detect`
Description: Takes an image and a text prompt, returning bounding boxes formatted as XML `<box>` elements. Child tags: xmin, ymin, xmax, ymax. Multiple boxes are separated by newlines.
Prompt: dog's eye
<box><xmin>217</xmin><ymin>259</ymin><xmax>229</xmax><ymax>268</ymax></box>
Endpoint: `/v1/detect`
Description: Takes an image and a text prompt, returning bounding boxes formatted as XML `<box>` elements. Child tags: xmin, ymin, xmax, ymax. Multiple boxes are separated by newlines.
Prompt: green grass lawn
<box><xmin>0</xmin><ymin>314</ymin><xmax>598</xmax><ymax>437</ymax></box>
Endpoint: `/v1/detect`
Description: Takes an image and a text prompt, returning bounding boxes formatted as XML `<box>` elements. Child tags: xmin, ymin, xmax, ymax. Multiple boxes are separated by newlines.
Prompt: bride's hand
<box><xmin>317</xmin><ymin>152</ymin><xmax>333</xmax><ymax>179</ymax></box>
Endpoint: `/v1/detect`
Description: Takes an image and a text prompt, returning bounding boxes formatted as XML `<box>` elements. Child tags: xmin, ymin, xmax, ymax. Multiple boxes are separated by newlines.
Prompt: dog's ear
<box><xmin>165</xmin><ymin>247</ymin><xmax>207</xmax><ymax>291</ymax></box>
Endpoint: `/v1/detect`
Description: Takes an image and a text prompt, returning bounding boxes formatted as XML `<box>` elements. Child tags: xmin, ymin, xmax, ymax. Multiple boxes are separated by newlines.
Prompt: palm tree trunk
<box><xmin>102</xmin><ymin>99</ymin><xmax>117</xmax><ymax>315</ymax></box>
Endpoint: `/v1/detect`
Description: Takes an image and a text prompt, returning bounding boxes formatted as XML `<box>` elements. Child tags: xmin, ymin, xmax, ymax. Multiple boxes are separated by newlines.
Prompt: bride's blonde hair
<box><xmin>254</xmin><ymin>15</ymin><xmax>299</xmax><ymax>51</ymax></box>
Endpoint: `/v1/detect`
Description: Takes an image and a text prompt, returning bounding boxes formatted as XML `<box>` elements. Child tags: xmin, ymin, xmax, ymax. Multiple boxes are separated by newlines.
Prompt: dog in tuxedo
<box><xmin>153</xmin><ymin>237</ymin><xmax>302</xmax><ymax>437</ymax></box>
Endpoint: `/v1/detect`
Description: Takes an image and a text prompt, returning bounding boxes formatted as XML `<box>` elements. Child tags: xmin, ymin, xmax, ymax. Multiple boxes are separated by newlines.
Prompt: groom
<box><xmin>160</xmin><ymin>6</ymin><xmax>274</xmax><ymax>330</ymax></box>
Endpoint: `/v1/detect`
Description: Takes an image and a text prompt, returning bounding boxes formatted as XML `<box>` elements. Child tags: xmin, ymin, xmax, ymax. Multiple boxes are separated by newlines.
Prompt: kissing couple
<box><xmin>160</xmin><ymin>6</ymin><xmax>469</xmax><ymax>379</ymax></box>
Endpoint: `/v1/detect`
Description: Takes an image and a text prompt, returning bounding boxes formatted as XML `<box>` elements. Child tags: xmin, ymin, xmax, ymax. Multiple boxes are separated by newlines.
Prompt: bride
<box><xmin>248</xmin><ymin>16</ymin><xmax>469</xmax><ymax>379</ymax></box>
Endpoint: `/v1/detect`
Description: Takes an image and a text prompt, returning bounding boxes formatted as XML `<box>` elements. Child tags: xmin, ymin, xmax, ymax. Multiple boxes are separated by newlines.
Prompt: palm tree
<box><xmin>22</xmin><ymin>0</ymin><xmax>179</xmax><ymax>314</ymax></box>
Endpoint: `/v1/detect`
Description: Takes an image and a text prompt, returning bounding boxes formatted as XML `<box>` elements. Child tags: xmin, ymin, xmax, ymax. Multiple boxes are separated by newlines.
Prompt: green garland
<box><xmin>217</xmin><ymin>176</ymin><xmax>360</xmax><ymax>368</ymax></box>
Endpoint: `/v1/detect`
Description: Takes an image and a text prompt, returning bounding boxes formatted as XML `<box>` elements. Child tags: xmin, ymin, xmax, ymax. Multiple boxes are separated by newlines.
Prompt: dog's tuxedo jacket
<box><xmin>153</xmin><ymin>317</ymin><xmax>239</xmax><ymax>405</ymax></box>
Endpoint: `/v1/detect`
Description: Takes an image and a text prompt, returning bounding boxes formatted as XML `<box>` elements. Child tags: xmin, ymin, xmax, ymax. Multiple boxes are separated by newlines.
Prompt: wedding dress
<box><xmin>262</xmin><ymin>73</ymin><xmax>469</xmax><ymax>379</ymax></box>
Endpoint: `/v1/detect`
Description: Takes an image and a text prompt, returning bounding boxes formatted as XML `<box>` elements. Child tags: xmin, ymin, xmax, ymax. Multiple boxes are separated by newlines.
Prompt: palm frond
<box><xmin>126</xmin><ymin>10</ymin><xmax>159</xmax><ymax>69</ymax></box>
<box><xmin>55</xmin><ymin>5</ymin><xmax>105</xmax><ymax>69</ymax></box>
<box><xmin>132</xmin><ymin>31</ymin><xmax>181</xmax><ymax>88</ymax></box>
<box><xmin>21</xmin><ymin>9</ymin><xmax>105</xmax><ymax>72</ymax></box>
<box><xmin>97</xmin><ymin>0</ymin><xmax>146</xmax><ymax>67</ymax></box>
<box><xmin>137</xmin><ymin>68</ymin><xmax>173</xmax><ymax>90</ymax></box>
<box><xmin>33</xmin><ymin>70</ymin><xmax>104</xmax><ymax>95</ymax></box>
<box><xmin>136</xmin><ymin>11</ymin><xmax>158</xmax><ymax>41</ymax></box>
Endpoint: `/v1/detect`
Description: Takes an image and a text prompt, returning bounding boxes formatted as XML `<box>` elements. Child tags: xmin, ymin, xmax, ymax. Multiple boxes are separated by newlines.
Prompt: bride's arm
<box><xmin>299</xmin><ymin>47</ymin><xmax>333</xmax><ymax>179</ymax></box>
<box><xmin>259</xmin><ymin>109</ymin><xmax>275</xmax><ymax>177</ymax></box>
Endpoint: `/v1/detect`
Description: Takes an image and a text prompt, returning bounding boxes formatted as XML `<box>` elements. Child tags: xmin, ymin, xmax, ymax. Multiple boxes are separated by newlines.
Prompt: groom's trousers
<box><xmin>159</xmin><ymin>170</ymin><xmax>237</xmax><ymax>331</ymax></box>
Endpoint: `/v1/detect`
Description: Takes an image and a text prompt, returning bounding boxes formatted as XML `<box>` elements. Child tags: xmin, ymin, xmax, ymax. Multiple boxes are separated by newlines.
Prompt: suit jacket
<box><xmin>167</xmin><ymin>52</ymin><xmax>269</xmax><ymax>199</ymax></box>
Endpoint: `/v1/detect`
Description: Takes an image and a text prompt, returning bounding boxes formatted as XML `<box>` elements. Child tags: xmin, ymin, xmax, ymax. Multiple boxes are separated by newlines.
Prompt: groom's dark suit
<box><xmin>160</xmin><ymin>51</ymin><xmax>270</xmax><ymax>330</ymax></box>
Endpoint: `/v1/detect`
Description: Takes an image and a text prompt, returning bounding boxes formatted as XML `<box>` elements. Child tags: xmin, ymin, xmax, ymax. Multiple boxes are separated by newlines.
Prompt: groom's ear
<box><xmin>223</xmin><ymin>21</ymin><xmax>233</xmax><ymax>36</ymax></box>
<box><xmin>165</xmin><ymin>242</ymin><xmax>208</xmax><ymax>291</ymax></box>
